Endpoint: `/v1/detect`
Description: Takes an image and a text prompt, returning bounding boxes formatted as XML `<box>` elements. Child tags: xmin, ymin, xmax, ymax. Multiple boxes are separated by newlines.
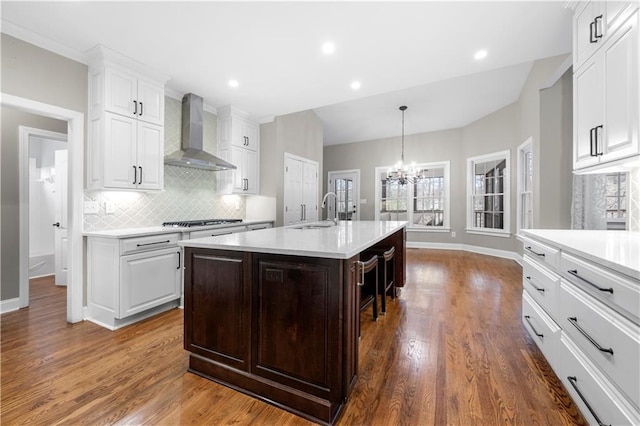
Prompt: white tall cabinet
<box><xmin>217</xmin><ymin>106</ymin><xmax>260</xmax><ymax>195</ymax></box>
<box><xmin>573</xmin><ymin>2</ymin><xmax>639</xmax><ymax>172</ymax></box>
<box><xmin>284</xmin><ymin>153</ymin><xmax>319</xmax><ymax>225</ymax></box>
<box><xmin>86</xmin><ymin>45</ymin><xmax>167</xmax><ymax>190</ymax></box>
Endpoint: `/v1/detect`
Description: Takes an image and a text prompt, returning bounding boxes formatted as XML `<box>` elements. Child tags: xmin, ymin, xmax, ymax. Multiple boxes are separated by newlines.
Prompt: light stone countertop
<box><xmin>521</xmin><ymin>229</ymin><xmax>640</xmax><ymax>280</ymax></box>
<box><xmin>179</xmin><ymin>220</ymin><xmax>407</xmax><ymax>259</ymax></box>
<box><xmin>83</xmin><ymin>220</ymin><xmax>273</xmax><ymax>238</ymax></box>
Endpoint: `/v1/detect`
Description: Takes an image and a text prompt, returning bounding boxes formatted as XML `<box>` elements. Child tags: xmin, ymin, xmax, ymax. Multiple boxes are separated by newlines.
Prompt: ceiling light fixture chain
<box><xmin>387</xmin><ymin>105</ymin><xmax>422</xmax><ymax>185</ymax></box>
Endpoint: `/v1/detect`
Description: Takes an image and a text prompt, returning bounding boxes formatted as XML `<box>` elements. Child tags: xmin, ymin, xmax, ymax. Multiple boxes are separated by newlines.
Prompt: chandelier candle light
<box><xmin>387</xmin><ymin>105</ymin><xmax>422</xmax><ymax>185</ymax></box>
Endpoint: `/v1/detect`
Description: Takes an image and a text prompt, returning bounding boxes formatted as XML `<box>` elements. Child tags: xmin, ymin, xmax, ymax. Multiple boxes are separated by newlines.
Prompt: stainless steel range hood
<box><xmin>164</xmin><ymin>93</ymin><xmax>236</xmax><ymax>171</ymax></box>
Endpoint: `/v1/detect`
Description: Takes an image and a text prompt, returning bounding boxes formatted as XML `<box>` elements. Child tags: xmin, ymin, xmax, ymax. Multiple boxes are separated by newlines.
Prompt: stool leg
<box><xmin>380</xmin><ymin>263</ymin><xmax>387</xmax><ymax>315</ymax></box>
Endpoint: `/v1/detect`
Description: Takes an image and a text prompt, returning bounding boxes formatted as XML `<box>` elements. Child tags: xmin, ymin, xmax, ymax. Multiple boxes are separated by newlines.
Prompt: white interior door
<box><xmin>54</xmin><ymin>150</ymin><xmax>68</xmax><ymax>286</ymax></box>
<box><xmin>284</xmin><ymin>156</ymin><xmax>303</xmax><ymax>225</ymax></box>
<box><xmin>328</xmin><ymin>170</ymin><xmax>360</xmax><ymax>221</ymax></box>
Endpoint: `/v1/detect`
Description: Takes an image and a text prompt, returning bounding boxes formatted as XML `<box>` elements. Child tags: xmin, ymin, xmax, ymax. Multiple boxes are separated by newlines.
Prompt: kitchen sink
<box><xmin>291</xmin><ymin>221</ymin><xmax>337</xmax><ymax>229</ymax></box>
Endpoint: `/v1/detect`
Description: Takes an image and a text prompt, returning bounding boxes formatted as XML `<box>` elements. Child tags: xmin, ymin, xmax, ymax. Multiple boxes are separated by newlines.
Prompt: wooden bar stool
<box><xmin>365</xmin><ymin>246</ymin><xmax>395</xmax><ymax>315</ymax></box>
<box><xmin>358</xmin><ymin>254</ymin><xmax>379</xmax><ymax>324</ymax></box>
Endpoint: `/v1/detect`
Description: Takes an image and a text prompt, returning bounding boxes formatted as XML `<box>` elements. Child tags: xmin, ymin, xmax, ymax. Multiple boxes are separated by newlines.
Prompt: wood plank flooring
<box><xmin>1</xmin><ymin>250</ymin><xmax>586</xmax><ymax>425</ymax></box>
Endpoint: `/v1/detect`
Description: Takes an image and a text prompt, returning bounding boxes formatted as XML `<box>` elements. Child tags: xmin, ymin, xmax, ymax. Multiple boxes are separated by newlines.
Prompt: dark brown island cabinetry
<box><xmin>183</xmin><ymin>226</ymin><xmax>405</xmax><ymax>425</ymax></box>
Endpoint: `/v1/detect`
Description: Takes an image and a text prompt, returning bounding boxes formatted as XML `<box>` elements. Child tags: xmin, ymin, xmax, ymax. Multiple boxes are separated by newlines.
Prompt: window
<box><xmin>517</xmin><ymin>138</ymin><xmax>533</xmax><ymax>234</ymax></box>
<box><xmin>376</xmin><ymin>161</ymin><xmax>450</xmax><ymax>230</ymax></box>
<box><xmin>467</xmin><ymin>150</ymin><xmax>510</xmax><ymax>236</ymax></box>
<box><xmin>606</xmin><ymin>172</ymin><xmax>627</xmax><ymax>230</ymax></box>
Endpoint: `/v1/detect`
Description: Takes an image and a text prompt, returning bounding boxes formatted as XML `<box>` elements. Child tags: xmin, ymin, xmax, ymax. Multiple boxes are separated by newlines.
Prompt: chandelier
<box><xmin>387</xmin><ymin>105</ymin><xmax>423</xmax><ymax>185</ymax></box>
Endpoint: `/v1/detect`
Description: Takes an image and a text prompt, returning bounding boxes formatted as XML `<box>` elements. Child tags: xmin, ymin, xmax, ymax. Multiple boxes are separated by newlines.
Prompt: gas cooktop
<box><xmin>162</xmin><ymin>219</ymin><xmax>243</xmax><ymax>228</ymax></box>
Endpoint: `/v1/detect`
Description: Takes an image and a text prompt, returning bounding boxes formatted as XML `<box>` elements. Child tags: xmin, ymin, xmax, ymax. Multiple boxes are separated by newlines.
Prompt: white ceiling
<box><xmin>0</xmin><ymin>1</ymin><xmax>573</xmax><ymax>146</ymax></box>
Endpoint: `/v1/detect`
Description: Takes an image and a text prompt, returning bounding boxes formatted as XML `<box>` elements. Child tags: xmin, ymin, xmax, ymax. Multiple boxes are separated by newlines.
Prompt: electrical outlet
<box><xmin>235</xmin><ymin>200</ymin><xmax>240</xmax><ymax>210</ymax></box>
<box><xmin>451</xmin><ymin>231</ymin><xmax>456</xmax><ymax>238</ymax></box>
<box><xmin>84</xmin><ymin>201</ymin><xmax>98</xmax><ymax>214</ymax></box>
<box><xmin>105</xmin><ymin>201</ymin><xmax>115</xmax><ymax>214</ymax></box>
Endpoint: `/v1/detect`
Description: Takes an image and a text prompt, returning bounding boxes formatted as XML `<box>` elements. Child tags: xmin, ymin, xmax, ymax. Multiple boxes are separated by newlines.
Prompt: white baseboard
<box><xmin>1</xmin><ymin>298</ymin><xmax>21</xmax><ymax>314</ymax></box>
<box><xmin>407</xmin><ymin>241</ymin><xmax>523</xmax><ymax>264</ymax></box>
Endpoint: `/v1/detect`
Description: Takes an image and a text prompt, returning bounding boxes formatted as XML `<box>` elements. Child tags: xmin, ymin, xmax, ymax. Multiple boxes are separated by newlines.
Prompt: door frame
<box><xmin>20</xmin><ymin>127</ymin><xmax>68</xmax><ymax>290</ymax></box>
<box><xmin>4</xmin><ymin>93</ymin><xmax>84</xmax><ymax>323</ymax></box>
<box><xmin>327</xmin><ymin>169</ymin><xmax>361</xmax><ymax>221</ymax></box>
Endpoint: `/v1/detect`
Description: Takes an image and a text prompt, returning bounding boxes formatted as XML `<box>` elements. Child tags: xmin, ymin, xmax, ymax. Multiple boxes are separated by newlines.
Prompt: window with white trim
<box><xmin>466</xmin><ymin>150</ymin><xmax>510</xmax><ymax>236</ymax></box>
<box><xmin>517</xmin><ymin>139</ymin><xmax>533</xmax><ymax>234</ymax></box>
<box><xmin>376</xmin><ymin>161</ymin><xmax>450</xmax><ymax>230</ymax></box>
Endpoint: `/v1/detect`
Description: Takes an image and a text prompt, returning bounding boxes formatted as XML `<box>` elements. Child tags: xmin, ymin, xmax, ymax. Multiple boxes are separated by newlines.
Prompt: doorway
<box><xmin>327</xmin><ymin>170</ymin><xmax>360</xmax><ymax>221</ymax></box>
<box><xmin>24</xmin><ymin>129</ymin><xmax>68</xmax><ymax>287</ymax></box>
<box><xmin>2</xmin><ymin>93</ymin><xmax>84</xmax><ymax>323</ymax></box>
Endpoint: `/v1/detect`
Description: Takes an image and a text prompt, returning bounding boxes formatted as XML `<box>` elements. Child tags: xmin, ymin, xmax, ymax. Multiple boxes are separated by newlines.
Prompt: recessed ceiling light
<box><xmin>322</xmin><ymin>42</ymin><xmax>335</xmax><ymax>55</ymax></box>
<box><xmin>474</xmin><ymin>49</ymin><xmax>488</xmax><ymax>60</ymax></box>
<box><xmin>228</xmin><ymin>79</ymin><xmax>239</xmax><ymax>88</ymax></box>
<box><xmin>351</xmin><ymin>81</ymin><xmax>361</xmax><ymax>90</ymax></box>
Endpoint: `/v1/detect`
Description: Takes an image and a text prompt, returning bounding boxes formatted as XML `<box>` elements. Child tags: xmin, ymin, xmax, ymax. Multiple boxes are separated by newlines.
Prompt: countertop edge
<box><xmin>83</xmin><ymin>220</ymin><xmax>274</xmax><ymax>238</ymax></box>
<box><xmin>521</xmin><ymin>229</ymin><xmax>640</xmax><ymax>281</ymax></box>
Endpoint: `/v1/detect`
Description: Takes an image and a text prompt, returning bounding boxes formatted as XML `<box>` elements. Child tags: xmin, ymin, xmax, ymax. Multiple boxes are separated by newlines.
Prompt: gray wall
<box><xmin>260</xmin><ymin>110</ymin><xmax>324</xmax><ymax>226</ymax></box>
<box><xmin>1</xmin><ymin>33</ymin><xmax>87</xmax><ymax>301</ymax></box>
<box><xmin>323</xmin><ymin>54</ymin><xmax>573</xmax><ymax>255</ymax></box>
<box><xmin>538</xmin><ymin>68</ymin><xmax>573</xmax><ymax>229</ymax></box>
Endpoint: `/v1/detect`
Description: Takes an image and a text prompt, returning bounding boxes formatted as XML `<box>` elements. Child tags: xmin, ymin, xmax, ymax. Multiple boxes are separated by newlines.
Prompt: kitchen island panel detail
<box><xmin>184</xmin><ymin>250</ymin><xmax>251</xmax><ymax>370</ymax></box>
<box><xmin>253</xmin><ymin>256</ymin><xmax>341</xmax><ymax>397</ymax></box>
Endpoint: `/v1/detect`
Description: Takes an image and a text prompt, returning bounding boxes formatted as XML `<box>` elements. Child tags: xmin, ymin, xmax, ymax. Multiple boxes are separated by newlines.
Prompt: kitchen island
<box><xmin>179</xmin><ymin>220</ymin><xmax>406</xmax><ymax>425</ymax></box>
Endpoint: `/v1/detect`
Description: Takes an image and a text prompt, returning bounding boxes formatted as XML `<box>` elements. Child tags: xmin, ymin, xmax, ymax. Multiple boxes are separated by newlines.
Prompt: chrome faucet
<box><xmin>321</xmin><ymin>192</ymin><xmax>338</xmax><ymax>223</ymax></box>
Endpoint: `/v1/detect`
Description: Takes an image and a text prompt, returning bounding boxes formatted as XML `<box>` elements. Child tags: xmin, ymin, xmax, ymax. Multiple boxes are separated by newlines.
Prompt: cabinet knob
<box><xmin>52</xmin><ymin>222</ymin><xmax>60</xmax><ymax>227</ymax></box>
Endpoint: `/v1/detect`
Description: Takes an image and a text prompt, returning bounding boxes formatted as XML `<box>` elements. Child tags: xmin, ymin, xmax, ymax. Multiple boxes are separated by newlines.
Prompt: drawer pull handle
<box><xmin>136</xmin><ymin>240</ymin><xmax>171</xmax><ymax>247</ymax></box>
<box><xmin>567</xmin><ymin>317</ymin><xmax>613</xmax><ymax>355</ymax></box>
<box><xmin>212</xmin><ymin>232</ymin><xmax>232</xmax><ymax>237</ymax></box>
<box><xmin>567</xmin><ymin>270</ymin><xmax>613</xmax><ymax>294</ymax></box>
<box><xmin>177</xmin><ymin>251</ymin><xmax>181</xmax><ymax>270</ymax></box>
<box><xmin>524</xmin><ymin>246</ymin><xmax>545</xmax><ymax>257</ymax></box>
<box><xmin>525</xmin><ymin>276</ymin><xmax>545</xmax><ymax>293</ymax></box>
<box><xmin>567</xmin><ymin>376</ymin><xmax>610</xmax><ymax>426</ymax></box>
<box><xmin>524</xmin><ymin>315</ymin><xmax>543</xmax><ymax>339</ymax></box>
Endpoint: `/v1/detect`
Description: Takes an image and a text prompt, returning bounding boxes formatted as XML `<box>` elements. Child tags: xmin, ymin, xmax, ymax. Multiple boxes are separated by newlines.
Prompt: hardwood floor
<box><xmin>1</xmin><ymin>250</ymin><xmax>586</xmax><ymax>425</ymax></box>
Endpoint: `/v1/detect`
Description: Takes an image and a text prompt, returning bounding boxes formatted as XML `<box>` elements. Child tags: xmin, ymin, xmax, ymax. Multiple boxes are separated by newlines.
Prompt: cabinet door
<box><xmin>105</xmin><ymin>67</ymin><xmax>137</xmax><ymax>118</ymax></box>
<box><xmin>137</xmin><ymin>79</ymin><xmax>165</xmax><ymax>126</ymax></box>
<box><xmin>231</xmin><ymin>146</ymin><xmax>247</xmax><ymax>193</ymax></box>
<box><xmin>243</xmin><ymin>120</ymin><xmax>259</xmax><ymax>151</ymax></box>
<box><xmin>119</xmin><ymin>247</ymin><xmax>181</xmax><ymax>318</ymax></box>
<box><xmin>245</xmin><ymin>148</ymin><xmax>259</xmax><ymax>194</ymax></box>
<box><xmin>136</xmin><ymin>122</ymin><xmax>164</xmax><ymax>190</ymax></box>
<box><xmin>104</xmin><ymin>112</ymin><xmax>137</xmax><ymax>189</ymax></box>
<box><xmin>184</xmin><ymin>249</ymin><xmax>251</xmax><ymax>370</ymax></box>
<box><xmin>602</xmin><ymin>10</ymin><xmax>639</xmax><ymax>162</ymax></box>
<box><xmin>574</xmin><ymin>2</ymin><xmax>605</xmax><ymax>69</ymax></box>
<box><xmin>574</xmin><ymin>58</ymin><xmax>604</xmax><ymax>169</ymax></box>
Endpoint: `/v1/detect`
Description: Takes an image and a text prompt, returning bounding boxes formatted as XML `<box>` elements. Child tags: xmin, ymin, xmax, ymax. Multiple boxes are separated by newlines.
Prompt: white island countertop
<box><xmin>179</xmin><ymin>220</ymin><xmax>407</xmax><ymax>259</ymax></box>
<box><xmin>521</xmin><ymin>229</ymin><xmax>639</xmax><ymax>280</ymax></box>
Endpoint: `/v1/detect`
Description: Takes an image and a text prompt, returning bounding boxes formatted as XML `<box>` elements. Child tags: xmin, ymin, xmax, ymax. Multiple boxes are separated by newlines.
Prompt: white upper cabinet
<box><xmin>217</xmin><ymin>106</ymin><xmax>260</xmax><ymax>195</ymax></box>
<box><xmin>573</xmin><ymin>3</ymin><xmax>639</xmax><ymax>172</ymax></box>
<box><xmin>86</xmin><ymin>45</ymin><xmax>168</xmax><ymax>191</ymax></box>
<box><xmin>283</xmin><ymin>154</ymin><xmax>318</xmax><ymax>225</ymax></box>
<box><xmin>104</xmin><ymin>65</ymin><xmax>164</xmax><ymax>126</ymax></box>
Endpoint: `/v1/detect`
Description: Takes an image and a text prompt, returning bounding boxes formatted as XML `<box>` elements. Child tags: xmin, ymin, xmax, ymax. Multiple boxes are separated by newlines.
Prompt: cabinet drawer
<box><xmin>561</xmin><ymin>251</ymin><xmax>640</xmax><ymax>322</ymax></box>
<box><xmin>120</xmin><ymin>233</ymin><xmax>180</xmax><ymax>255</ymax></box>
<box><xmin>188</xmin><ymin>226</ymin><xmax>247</xmax><ymax>239</ymax></box>
<box><xmin>522</xmin><ymin>236</ymin><xmax>560</xmax><ymax>271</ymax></box>
<box><xmin>522</xmin><ymin>291</ymin><xmax>562</xmax><ymax>371</ymax></box>
<box><xmin>559</xmin><ymin>334</ymin><xmax>639</xmax><ymax>426</ymax></box>
<box><xmin>523</xmin><ymin>256</ymin><xmax>561</xmax><ymax>321</ymax></box>
<box><xmin>560</xmin><ymin>281</ymin><xmax>640</xmax><ymax>407</ymax></box>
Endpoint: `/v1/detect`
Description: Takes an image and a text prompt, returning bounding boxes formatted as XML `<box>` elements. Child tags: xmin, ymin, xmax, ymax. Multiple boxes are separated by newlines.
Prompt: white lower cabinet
<box><xmin>87</xmin><ymin>233</ymin><xmax>181</xmax><ymax>329</ymax></box>
<box><xmin>559</xmin><ymin>334</ymin><xmax>639</xmax><ymax>426</ymax></box>
<box><xmin>521</xmin><ymin>230</ymin><xmax>640</xmax><ymax>424</ymax></box>
<box><xmin>120</xmin><ymin>247</ymin><xmax>181</xmax><ymax>318</ymax></box>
